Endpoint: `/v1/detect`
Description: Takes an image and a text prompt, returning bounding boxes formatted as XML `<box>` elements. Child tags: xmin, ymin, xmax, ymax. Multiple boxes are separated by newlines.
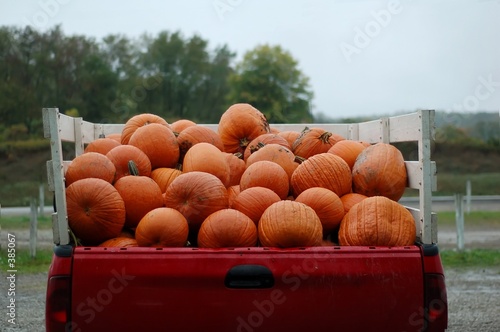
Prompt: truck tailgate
<box><xmin>71</xmin><ymin>246</ymin><xmax>424</xmax><ymax>332</ymax></box>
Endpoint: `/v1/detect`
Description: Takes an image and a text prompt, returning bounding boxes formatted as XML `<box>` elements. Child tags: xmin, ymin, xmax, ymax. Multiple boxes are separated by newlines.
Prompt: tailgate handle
<box><xmin>225</xmin><ymin>264</ymin><xmax>274</xmax><ymax>289</ymax></box>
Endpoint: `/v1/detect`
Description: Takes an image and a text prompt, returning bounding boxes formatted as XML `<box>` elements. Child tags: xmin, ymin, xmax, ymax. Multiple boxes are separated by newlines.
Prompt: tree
<box><xmin>227</xmin><ymin>44</ymin><xmax>314</xmax><ymax>123</ymax></box>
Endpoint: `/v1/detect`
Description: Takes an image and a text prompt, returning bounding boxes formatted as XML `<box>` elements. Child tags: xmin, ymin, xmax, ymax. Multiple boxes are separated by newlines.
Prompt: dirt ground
<box><xmin>0</xmin><ymin>228</ymin><xmax>499</xmax><ymax>331</ymax></box>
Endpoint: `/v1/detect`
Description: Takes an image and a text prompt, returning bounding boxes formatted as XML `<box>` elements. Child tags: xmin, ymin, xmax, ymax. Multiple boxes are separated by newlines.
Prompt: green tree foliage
<box><xmin>227</xmin><ymin>44</ymin><xmax>314</xmax><ymax>123</ymax></box>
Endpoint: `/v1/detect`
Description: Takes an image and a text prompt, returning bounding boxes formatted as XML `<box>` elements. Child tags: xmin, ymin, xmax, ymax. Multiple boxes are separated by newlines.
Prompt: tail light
<box><xmin>46</xmin><ymin>276</ymin><xmax>71</xmax><ymax>332</ymax></box>
<box><xmin>423</xmin><ymin>273</ymin><xmax>448</xmax><ymax>332</ymax></box>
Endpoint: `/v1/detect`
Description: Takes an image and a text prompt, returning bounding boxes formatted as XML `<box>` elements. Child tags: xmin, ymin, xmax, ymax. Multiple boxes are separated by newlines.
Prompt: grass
<box><xmin>436</xmin><ymin>172</ymin><xmax>500</xmax><ymax>196</ymax></box>
<box><xmin>440</xmin><ymin>249</ymin><xmax>500</xmax><ymax>268</ymax></box>
<box><xmin>0</xmin><ymin>215</ymin><xmax>52</xmax><ymax>230</ymax></box>
<box><xmin>0</xmin><ymin>248</ymin><xmax>53</xmax><ymax>274</ymax></box>
<box><xmin>436</xmin><ymin>211</ymin><xmax>500</xmax><ymax>228</ymax></box>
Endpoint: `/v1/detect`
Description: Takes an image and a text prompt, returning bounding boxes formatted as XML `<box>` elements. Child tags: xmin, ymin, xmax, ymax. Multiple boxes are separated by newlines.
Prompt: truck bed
<box><xmin>50</xmin><ymin>245</ymin><xmax>429</xmax><ymax>331</ymax></box>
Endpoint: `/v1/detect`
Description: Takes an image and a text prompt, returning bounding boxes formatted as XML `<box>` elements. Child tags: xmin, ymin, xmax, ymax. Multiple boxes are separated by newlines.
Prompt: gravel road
<box><xmin>0</xmin><ymin>228</ymin><xmax>499</xmax><ymax>331</ymax></box>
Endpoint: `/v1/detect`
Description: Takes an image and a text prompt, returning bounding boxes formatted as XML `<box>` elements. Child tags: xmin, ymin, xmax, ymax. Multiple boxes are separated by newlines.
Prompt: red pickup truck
<box><xmin>43</xmin><ymin>108</ymin><xmax>447</xmax><ymax>332</ymax></box>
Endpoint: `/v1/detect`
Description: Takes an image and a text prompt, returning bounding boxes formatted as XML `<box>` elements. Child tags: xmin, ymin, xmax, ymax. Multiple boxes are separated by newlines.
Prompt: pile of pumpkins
<box><xmin>64</xmin><ymin>103</ymin><xmax>416</xmax><ymax>248</ymax></box>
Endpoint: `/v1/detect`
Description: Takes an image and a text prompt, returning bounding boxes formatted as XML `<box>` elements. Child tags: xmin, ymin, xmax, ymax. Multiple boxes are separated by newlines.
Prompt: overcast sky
<box><xmin>1</xmin><ymin>0</ymin><xmax>499</xmax><ymax>119</ymax></box>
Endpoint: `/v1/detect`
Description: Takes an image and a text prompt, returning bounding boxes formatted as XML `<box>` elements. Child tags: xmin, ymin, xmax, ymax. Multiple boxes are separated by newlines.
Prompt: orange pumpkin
<box><xmin>176</xmin><ymin>125</ymin><xmax>225</xmax><ymax>161</ymax></box>
<box><xmin>245</xmin><ymin>143</ymin><xmax>297</xmax><ymax>182</ymax></box>
<box><xmin>106</xmin><ymin>133</ymin><xmax>122</xmax><ymax>143</ymax></box>
<box><xmin>121</xmin><ymin>113</ymin><xmax>169</xmax><ymax>144</ymax></box>
<box><xmin>170</xmin><ymin>119</ymin><xmax>197</xmax><ymax>134</ymax></box>
<box><xmin>352</xmin><ymin>142</ymin><xmax>407</xmax><ymax>201</ymax></box>
<box><xmin>150</xmin><ymin>167</ymin><xmax>182</xmax><ymax>192</ymax></box>
<box><xmin>340</xmin><ymin>193</ymin><xmax>368</xmax><ymax>213</ymax></box>
<box><xmin>128</xmin><ymin>123</ymin><xmax>179</xmax><ymax>169</ymax></box>
<box><xmin>227</xmin><ymin>185</ymin><xmax>241</xmax><ymax>208</ymax></box>
<box><xmin>240</xmin><ymin>160</ymin><xmax>289</xmax><ymax>200</ymax></box>
<box><xmin>197</xmin><ymin>209</ymin><xmax>258</xmax><ymax>248</ymax></box>
<box><xmin>243</xmin><ymin>133</ymin><xmax>291</xmax><ymax>160</ymax></box>
<box><xmin>292</xmin><ymin>127</ymin><xmax>345</xmax><ymax>159</ymax></box>
<box><xmin>84</xmin><ymin>138</ymin><xmax>121</xmax><ymax>155</ymax></box>
<box><xmin>66</xmin><ymin>178</ymin><xmax>126</xmax><ymax>245</ymax></box>
<box><xmin>232</xmin><ymin>186</ymin><xmax>281</xmax><ymax>225</ymax></box>
<box><xmin>291</xmin><ymin>153</ymin><xmax>352</xmax><ymax>198</ymax></box>
<box><xmin>164</xmin><ymin>171</ymin><xmax>229</xmax><ymax>232</ymax></box>
<box><xmin>223</xmin><ymin>152</ymin><xmax>246</xmax><ymax>187</ymax></box>
<box><xmin>295</xmin><ymin>187</ymin><xmax>345</xmax><ymax>236</ymax></box>
<box><xmin>106</xmin><ymin>145</ymin><xmax>152</xmax><ymax>180</ymax></box>
<box><xmin>338</xmin><ymin>196</ymin><xmax>416</xmax><ymax>246</ymax></box>
<box><xmin>98</xmin><ymin>237</ymin><xmax>138</xmax><ymax>247</ymax></box>
<box><xmin>278</xmin><ymin>130</ymin><xmax>301</xmax><ymax>148</ymax></box>
<box><xmin>258</xmin><ymin>200</ymin><xmax>323</xmax><ymax>247</ymax></box>
<box><xmin>135</xmin><ymin>207</ymin><xmax>189</xmax><ymax>247</ymax></box>
<box><xmin>65</xmin><ymin>152</ymin><xmax>116</xmax><ymax>186</ymax></box>
<box><xmin>182</xmin><ymin>142</ymin><xmax>230</xmax><ymax>186</ymax></box>
<box><xmin>114</xmin><ymin>174</ymin><xmax>165</xmax><ymax>229</ymax></box>
<box><xmin>327</xmin><ymin>140</ymin><xmax>366</xmax><ymax>170</ymax></box>
<box><xmin>218</xmin><ymin>103</ymin><xmax>270</xmax><ymax>154</ymax></box>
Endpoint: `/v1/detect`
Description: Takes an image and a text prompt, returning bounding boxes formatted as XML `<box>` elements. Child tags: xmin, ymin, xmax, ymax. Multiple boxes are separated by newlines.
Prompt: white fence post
<box><xmin>466</xmin><ymin>180</ymin><xmax>471</xmax><ymax>214</ymax></box>
<box><xmin>455</xmin><ymin>193</ymin><xmax>465</xmax><ymax>251</ymax></box>
<box><xmin>39</xmin><ymin>183</ymin><xmax>45</xmax><ymax>215</ymax></box>
<box><xmin>30</xmin><ymin>198</ymin><xmax>38</xmax><ymax>258</ymax></box>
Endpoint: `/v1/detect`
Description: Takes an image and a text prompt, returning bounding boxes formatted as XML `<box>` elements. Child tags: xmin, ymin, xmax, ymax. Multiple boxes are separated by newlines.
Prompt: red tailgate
<box><xmin>70</xmin><ymin>246</ymin><xmax>424</xmax><ymax>332</ymax></box>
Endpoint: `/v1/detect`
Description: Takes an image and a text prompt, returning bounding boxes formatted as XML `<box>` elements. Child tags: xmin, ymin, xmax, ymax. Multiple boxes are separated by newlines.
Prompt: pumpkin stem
<box><xmin>319</xmin><ymin>131</ymin><xmax>333</xmax><ymax>144</ymax></box>
<box><xmin>294</xmin><ymin>155</ymin><xmax>306</xmax><ymax>164</ymax></box>
<box><xmin>128</xmin><ymin>160</ymin><xmax>140</xmax><ymax>176</ymax></box>
<box><xmin>234</xmin><ymin>152</ymin><xmax>243</xmax><ymax>160</ymax></box>
<box><xmin>69</xmin><ymin>228</ymin><xmax>82</xmax><ymax>246</ymax></box>
<box><xmin>250</xmin><ymin>141</ymin><xmax>266</xmax><ymax>154</ymax></box>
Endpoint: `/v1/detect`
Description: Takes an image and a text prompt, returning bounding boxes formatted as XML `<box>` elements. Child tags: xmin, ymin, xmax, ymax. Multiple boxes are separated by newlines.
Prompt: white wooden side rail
<box><xmin>43</xmin><ymin>108</ymin><xmax>437</xmax><ymax>245</ymax></box>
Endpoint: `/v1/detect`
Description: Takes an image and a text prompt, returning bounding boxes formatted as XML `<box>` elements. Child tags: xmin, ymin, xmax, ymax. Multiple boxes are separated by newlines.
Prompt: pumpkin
<box><xmin>106</xmin><ymin>133</ymin><xmax>122</xmax><ymax>143</ymax></box>
<box><xmin>232</xmin><ymin>186</ymin><xmax>281</xmax><ymax>225</ymax></box>
<box><xmin>128</xmin><ymin>123</ymin><xmax>179</xmax><ymax>169</ymax></box>
<box><xmin>278</xmin><ymin>130</ymin><xmax>301</xmax><ymax>148</ymax></box>
<box><xmin>114</xmin><ymin>174</ymin><xmax>165</xmax><ymax>229</ymax></box>
<box><xmin>258</xmin><ymin>200</ymin><xmax>323</xmax><ymax>247</ymax></box>
<box><xmin>65</xmin><ymin>152</ymin><xmax>116</xmax><ymax>187</ymax></box>
<box><xmin>135</xmin><ymin>207</ymin><xmax>189</xmax><ymax>247</ymax></box>
<box><xmin>338</xmin><ymin>196</ymin><xmax>416</xmax><ymax>246</ymax></box>
<box><xmin>352</xmin><ymin>142</ymin><xmax>408</xmax><ymax>201</ymax></box>
<box><xmin>182</xmin><ymin>142</ymin><xmax>230</xmax><ymax>186</ymax></box>
<box><xmin>327</xmin><ymin>140</ymin><xmax>366</xmax><ymax>170</ymax></box>
<box><xmin>98</xmin><ymin>237</ymin><xmax>138</xmax><ymax>247</ymax></box>
<box><xmin>292</xmin><ymin>127</ymin><xmax>345</xmax><ymax>159</ymax></box>
<box><xmin>121</xmin><ymin>113</ymin><xmax>169</xmax><ymax>144</ymax></box>
<box><xmin>170</xmin><ymin>119</ymin><xmax>197</xmax><ymax>134</ymax></box>
<box><xmin>227</xmin><ymin>185</ymin><xmax>241</xmax><ymax>208</ymax></box>
<box><xmin>197</xmin><ymin>209</ymin><xmax>258</xmax><ymax>248</ymax></box>
<box><xmin>106</xmin><ymin>145</ymin><xmax>152</xmax><ymax>180</ymax></box>
<box><xmin>243</xmin><ymin>133</ymin><xmax>291</xmax><ymax>160</ymax></box>
<box><xmin>150</xmin><ymin>167</ymin><xmax>182</xmax><ymax>192</ymax></box>
<box><xmin>164</xmin><ymin>171</ymin><xmax>229</xmax><ymax>232</ymax></box>
<box><xmin>245</xmin><ymin>143</ymin><xmax>297</xmax><ymax>182</ymax></box>
<box><xmin>290</xmin><ymin>153</ymin><xmax>352</xmax><ymax>198</ymax></box>
<box><xmin>223</xmin><ymin>152</ymin><xmax>246</xmax><ymax>187</ymax></box>
<box><xmin>218</xmin><ymin>103</ymin><xmax>270</xmax><ymax>154</ymax></box>
<box><xmin>295</xmin><ymin>187</ymin><xmax>345</xmax><ymax>236</ymax></box>
<box><xmin>66</xmin><ymin>178</ymin><xmax>126</xmax><ymax>245</ymax></box>
<box><xmin>176</xmin><ymin>125</ymin><xmax>224</xmax><ymax>161</ymax></box>
<box><xmin>84</xmin><ymin>138</ymin><xmax>121</xmax><ymax>155</ymax></box>
<box><xmin>340</xmin><ymin>193</ymin><xmax>368</xmax><ymax>213</ymax></box>
<box><xmin>240</xmin><ymin>160</ymin><xmax>289</xmax><ymax>199</ymax></box>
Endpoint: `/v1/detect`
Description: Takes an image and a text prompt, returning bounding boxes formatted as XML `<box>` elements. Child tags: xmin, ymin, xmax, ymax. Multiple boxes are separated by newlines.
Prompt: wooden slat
<box><xmin>405</xmin><ymin>161</ymin><xmax>437</xmax><ymax>191</ymax></box>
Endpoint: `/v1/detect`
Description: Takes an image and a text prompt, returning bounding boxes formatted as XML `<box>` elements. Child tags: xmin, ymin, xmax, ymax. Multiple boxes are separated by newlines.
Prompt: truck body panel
<box><xmin>43</xmin><ymin>108</ymin><xmax>448</xmax><ymax>331</ymax></box>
